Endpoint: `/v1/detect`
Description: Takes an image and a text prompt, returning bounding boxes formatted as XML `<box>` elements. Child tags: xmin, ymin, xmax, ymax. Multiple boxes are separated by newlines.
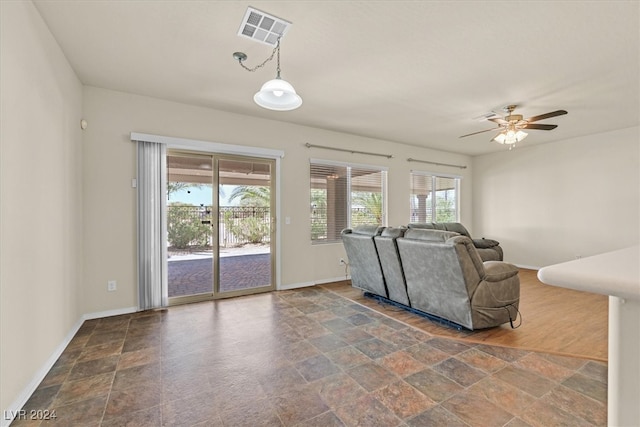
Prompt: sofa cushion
<box><xmin>341</xmin><ymin>227</ymin><xmax>387</xmax><ymax>298</ymax></box>
<box><xmin>374</xmin><ymin>227</ymin><xmax>409</xmax><ymax>306</ymax></box>
<box><xmin>403</xmin><ymin>228</ymin><xmax>459</xmax><ymax>242</ymax></box>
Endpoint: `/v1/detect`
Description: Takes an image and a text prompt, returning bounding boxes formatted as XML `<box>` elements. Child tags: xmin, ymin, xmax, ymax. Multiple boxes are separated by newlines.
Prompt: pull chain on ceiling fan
<box><xmin>460</xmin><ymin>105</ymin><xmax>568</xmax><ymax>149</ymax></box>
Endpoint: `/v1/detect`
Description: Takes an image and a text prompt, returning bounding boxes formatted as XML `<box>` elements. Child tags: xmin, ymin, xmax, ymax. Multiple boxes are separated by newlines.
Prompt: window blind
<box><xmin>311</xmin><ymin>161</ymin><xmax>386</xmax><ymax>243</ymax></box>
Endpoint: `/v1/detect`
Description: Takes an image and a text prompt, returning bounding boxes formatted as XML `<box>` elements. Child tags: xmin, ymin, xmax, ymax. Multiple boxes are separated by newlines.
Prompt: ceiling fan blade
<box><xmin>526</xmin><ymin>110</ymin><xmax>568</xmax><ymax>123</ymax></box>
<box><xmin>459</xmin><ymin>127</ymin><xmax>501</xmax><ymax>138</ymax></box>
<box><xmin>488</xmin><ymin>117</ymin><xmax>508</xmax><ymax>125</ymax></box>
<box><xmin>523</xmin><ymin>123</ymin><xmax>558</xmax><ymax>131</ymax></box>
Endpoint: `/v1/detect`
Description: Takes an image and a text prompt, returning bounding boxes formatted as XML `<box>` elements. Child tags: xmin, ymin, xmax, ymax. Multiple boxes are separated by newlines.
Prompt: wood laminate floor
<box><xmin>322</xmin><ymin>269</ymin><xmax>608</xmax><ymax>362</ymax></box>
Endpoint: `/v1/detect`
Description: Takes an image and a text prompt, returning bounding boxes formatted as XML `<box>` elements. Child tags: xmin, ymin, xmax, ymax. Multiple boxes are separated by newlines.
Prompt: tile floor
<box><xmin>12</xmin><ymin>286</ymin><xmax>607</xmax><ymax>426</ymax></box>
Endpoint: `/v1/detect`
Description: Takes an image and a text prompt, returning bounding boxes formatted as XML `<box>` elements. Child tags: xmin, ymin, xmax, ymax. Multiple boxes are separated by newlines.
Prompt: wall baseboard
<box><xmin>279</xmin><ymin>281</ymin><xmax>315</xmax><ymax>290</ymax></box>
<box><xmin>1</xmin><ymin>316</ymin><xmax>84</xmax><ymax>427</ymax></box>
<box><xmin>315</xmin><ymin>276</ymin><xmax>350</xmax><ymax>285</ymax></box>
<box><xmin>83</xmin><ymin>306</ymin><xmax>138</xmax><ymax>320</ymax></box>
<box><xmin>1</xmin><ymin>306</ymin><xmax>138</xmax><ymax>427</ymax></box>
<box><xmin>279</xmin><ymin>276</ymin><xmax>350</xmax><ymax>291</ymax></box>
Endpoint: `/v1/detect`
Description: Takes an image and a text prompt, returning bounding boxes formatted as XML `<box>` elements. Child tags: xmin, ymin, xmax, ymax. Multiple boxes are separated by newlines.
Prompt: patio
<box><xmin>168</xmin><ymin>245</ymin><xmax>271</xmax><ymax>297</ymax></box>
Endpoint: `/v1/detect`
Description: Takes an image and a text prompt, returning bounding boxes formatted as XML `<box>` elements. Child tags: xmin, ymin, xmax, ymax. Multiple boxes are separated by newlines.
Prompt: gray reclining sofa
<box><xmin>341</xmin><ymin>225</ymin><xmax>520</xmax><ymax>330</ymax></box>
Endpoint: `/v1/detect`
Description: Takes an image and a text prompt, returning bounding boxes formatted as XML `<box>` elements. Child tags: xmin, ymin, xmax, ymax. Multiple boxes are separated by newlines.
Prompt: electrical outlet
<box><xmin>339</xmin><ymin>258</ymin><xmax>346</xmax><ymax>265</ymax></box>
<box><xmin>575</xmin><ymin>255</ymin><xmax>582</xmax><ymax>260</ymax></box>
<box><xmin>107</xmin><ymin>280</ymin><xmax>117</xmax><ymax>291</ymax></box>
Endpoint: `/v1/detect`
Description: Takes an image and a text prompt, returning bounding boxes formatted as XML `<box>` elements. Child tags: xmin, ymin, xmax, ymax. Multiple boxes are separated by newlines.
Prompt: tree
<box><xmin>229</xmin><ymin>216</ymin><xmax>270</xmax><ymax>244</ymax></box>
<box><xmin>435</xmin><ymin>196</ymin><xmax>455</xmax><ymax>222</ymax></box>
<box><xmin>228</xmin><ymin>185</ymin><xmax>270</xmax><ymax>207</ymax></box>
<box><xmin>352</xmin><ymin>191</ymin><xmax>383</xmax><ymax>224</ymax></box>
<box><xmin>310</xmin><ymin>189</ymin><xmax>328</xmax><ymax>240</ymax></box>
<box><xmin>310</xmin><ymin>188</ymin><xmax>327</xmax><ymax>211</ymax></box>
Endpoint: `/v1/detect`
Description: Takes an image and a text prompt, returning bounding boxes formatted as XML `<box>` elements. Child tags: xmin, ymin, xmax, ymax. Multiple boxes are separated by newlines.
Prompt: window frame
<box><xmin>409</xmin><ymin>170</ymin><xmax>461</xmax><ymax>224</ymax></box>
<box><xmin>310</xmin><ymin>158</ymin><xmax>388</xmax><ymax>244</ymax></box>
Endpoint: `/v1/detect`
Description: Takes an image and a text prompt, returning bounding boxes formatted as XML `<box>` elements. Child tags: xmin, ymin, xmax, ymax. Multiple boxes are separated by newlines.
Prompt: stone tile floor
<box><xmin>11</xmin><ymin>286</ymin><xmax>606</xmax><ymax>426</ymax></box>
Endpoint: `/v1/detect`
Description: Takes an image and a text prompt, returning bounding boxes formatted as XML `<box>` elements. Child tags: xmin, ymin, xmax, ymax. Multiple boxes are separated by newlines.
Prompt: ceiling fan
<box><xmin>460</xmin><ymin>105</ymin><xmax>568</xmax><ymax>147</ymax></box>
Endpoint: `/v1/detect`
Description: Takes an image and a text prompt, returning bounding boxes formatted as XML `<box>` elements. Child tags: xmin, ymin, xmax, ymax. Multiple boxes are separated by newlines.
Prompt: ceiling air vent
<box><xmin>237</xmin><ymin>7</ymin><xmax>291</xmax><ymax>46</ymax></box>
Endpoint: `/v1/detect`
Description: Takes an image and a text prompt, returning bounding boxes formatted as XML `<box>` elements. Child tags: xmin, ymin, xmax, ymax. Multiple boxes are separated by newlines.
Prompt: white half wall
<box><xmin>472</xmin><ymin>126</ymin><xmax>640</xmax><ymax>268</ymax></box>
<box><xmin>0</xmin><ymin>0</ymin><xmax>83</xmax><ymax>416</ymax></box>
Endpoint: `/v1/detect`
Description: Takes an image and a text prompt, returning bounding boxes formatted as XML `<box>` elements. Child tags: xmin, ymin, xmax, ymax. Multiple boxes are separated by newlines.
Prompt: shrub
<box><xmin>167</xmin><ymin>203</ymin><xmax>210</xmax><ymax>249</ymax></box>
<box><xmin>230</xmin><ymin>216</ymin><xmax>269</xmax><ymax>244</ymax></box>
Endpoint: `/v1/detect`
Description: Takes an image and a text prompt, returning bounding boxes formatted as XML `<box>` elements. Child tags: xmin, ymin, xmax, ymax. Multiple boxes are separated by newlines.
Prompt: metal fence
<box><xmin>167</xmin><ymin>205</ymin><xmax>270</xmax><ymax>248</ymax></box>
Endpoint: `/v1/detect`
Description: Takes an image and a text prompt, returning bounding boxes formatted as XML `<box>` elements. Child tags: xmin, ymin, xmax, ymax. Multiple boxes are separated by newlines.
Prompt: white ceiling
<box><xmin>33</xmin><ymin>1</ymin><xmax>639</xmax><ymax>156</ymax></box>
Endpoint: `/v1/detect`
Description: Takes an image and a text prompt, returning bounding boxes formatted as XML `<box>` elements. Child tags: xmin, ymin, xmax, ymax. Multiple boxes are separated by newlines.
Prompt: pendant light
<box><xmin>233</xmin><ymin>37</ymin><xmax>302</xmax><ymax>111</ymax></box>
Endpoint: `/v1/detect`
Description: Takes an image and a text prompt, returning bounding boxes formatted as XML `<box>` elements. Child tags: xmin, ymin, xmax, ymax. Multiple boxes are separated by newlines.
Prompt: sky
<box><xmin>167</xmin><ymin>185</ymin><xmax>238</xmax><ymax>206</ymax></box>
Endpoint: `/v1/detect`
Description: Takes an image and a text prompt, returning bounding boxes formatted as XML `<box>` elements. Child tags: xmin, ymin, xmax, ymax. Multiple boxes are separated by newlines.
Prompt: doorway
<box><xmin>166</xmin><ymin>151</ymin><xmax>275</xmax><ymax>304</ymax></box>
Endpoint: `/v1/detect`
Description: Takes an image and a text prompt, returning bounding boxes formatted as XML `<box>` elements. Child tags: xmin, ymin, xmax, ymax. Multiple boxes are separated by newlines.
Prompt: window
<box><xmin>310</xmin><ymin>160</ymin><xmax>387</xmax><ymax>243</ymax></box>
<box><xmin>410</xmin><ymin>172</ymin><xmax>460</xmax><ymax>223</ymax></box>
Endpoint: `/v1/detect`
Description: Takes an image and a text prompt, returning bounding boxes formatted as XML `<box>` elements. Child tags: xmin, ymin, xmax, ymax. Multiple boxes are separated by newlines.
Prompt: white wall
<box><xmin>81</xmin><ymin>86</ymin><xmax>473</xmax><ymax>313</ymax></box>
<box><xmin>0</xmin><ymin>1</ymin><xmax>83</xmax><ymax>415</ymax></box>
<box><xmin>472</xmin><ymin>126</ymin><xmax>640</xmax><ymax>268</ymax></box>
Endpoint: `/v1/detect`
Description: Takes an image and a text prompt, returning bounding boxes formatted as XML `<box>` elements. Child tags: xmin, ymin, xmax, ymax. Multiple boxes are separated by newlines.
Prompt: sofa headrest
<box><xmin>346</xmin><ymin>225</ymin><xmax>384</xmax><ymax>237</ymax></box>
<box><xmin>407</xmin><ymin>222</ymin><xmax>435</xmax><ymax>230</ymax></box>
<box><xmin>403</xmin><ymin>228</ymin><xmax>460</xmax><ymax>242</ymax></box>
<box><xmin>408</xmin><ymin>222</ymin><xmax>472</xmax><ymax>237</ymax></box>
<box><xmin>441</xmin><ymin>222</ymin><xmax>471</xmax><ymax>237</ymax></box>
<box><xmin>379</xmin><ymin>226</ymin><xmax>406</xmax><ymax>238</ymax></box>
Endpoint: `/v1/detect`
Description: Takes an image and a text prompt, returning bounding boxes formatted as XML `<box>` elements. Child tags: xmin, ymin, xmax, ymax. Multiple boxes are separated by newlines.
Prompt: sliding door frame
<box><xmin>131</xmin><ymin>132</ymin><xmax>283</xmax><ymax>300</ymax></box>
<box><xmin>214</xmin><ymin>153</ymin><xmax>276</xmax><ymax>299</ymax></box>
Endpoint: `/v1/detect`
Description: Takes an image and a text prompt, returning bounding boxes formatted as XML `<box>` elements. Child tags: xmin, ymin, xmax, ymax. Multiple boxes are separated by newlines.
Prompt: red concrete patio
<box><xmin>168</xmin><ymin>247</ymin><xmax>271</xmax><ymax>297</ymax></box>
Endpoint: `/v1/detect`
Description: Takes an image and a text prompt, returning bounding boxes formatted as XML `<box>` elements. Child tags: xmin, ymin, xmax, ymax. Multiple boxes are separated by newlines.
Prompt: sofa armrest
<box><xmin>472</xmin><ymin>238</ymin><xmax>499</xmax><ymax>249</ymax></box>
<box><xmin>483</xmin><ymin>261</ymin><xmax>519</xmax><ymax>282</ymax></box>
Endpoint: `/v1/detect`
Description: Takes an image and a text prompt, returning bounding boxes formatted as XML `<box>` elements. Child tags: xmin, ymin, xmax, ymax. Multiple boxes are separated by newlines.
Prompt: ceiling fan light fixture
<box><xmin>494</xmin><ymin>130</ymin><xmax>528</xmax><ymax>145</ymax></box>
<box><xmin>254</xmin><ymin>77</ymin><xmax>302</xmax><ymax>111</ymax></box>
<box><xmin>461</xmin><ymin>105</ymin><xmax>566</xmax><ymax>150</ymax></box>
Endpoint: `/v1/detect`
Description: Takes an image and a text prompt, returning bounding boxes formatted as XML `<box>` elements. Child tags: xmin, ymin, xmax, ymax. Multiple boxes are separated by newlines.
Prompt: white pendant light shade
<box><xmin>254</xmin><ymin>77</ymin><xmax>302</xmax><ymax>111</ymax></box>
<box><xmin>515</xmin><ymin>130</ymin><xmax>528</xmax><ymax>141</ymax></box>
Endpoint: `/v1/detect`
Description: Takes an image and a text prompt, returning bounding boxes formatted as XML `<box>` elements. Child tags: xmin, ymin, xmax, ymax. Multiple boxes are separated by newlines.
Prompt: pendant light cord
<box><xmin>276</xmin><ymin>39</ymin><xmax>281</xmax><ymax>78</ymax></box>
<box><xmin>236</xmin><ymin>38</ymin><xmax>281</xmax><ymax>75</ymax></box>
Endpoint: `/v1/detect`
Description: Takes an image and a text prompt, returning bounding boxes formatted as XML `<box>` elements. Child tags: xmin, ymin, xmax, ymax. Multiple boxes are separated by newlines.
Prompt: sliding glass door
<box><xmin>166</xmin><ymin>151</ymin><xmax>275</xmax><ymax>304</ymax></box>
